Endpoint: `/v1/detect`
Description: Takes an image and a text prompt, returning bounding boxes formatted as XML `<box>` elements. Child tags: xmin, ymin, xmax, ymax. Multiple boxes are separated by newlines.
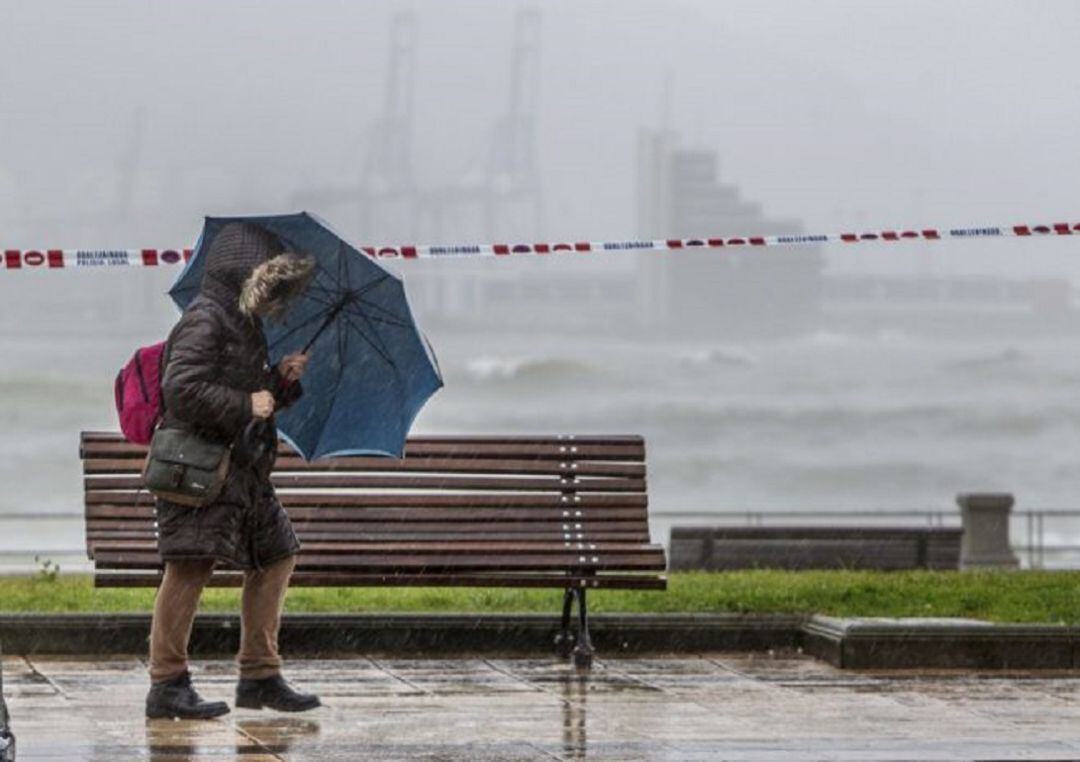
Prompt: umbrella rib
<box><xmin>267</xmin><ymin>305</ymin><xmax>337</xmax><ymax>351</ymax></box>
<box><xmin>315</xmin><ymin>277</ymin><xmax>387</xmax><ymax>308</ymax></box>
<box><xmin>341</xmin><ymin>302</ymin><xmax>410</xmax><ymax>329</ymax></box>
<box><xmin>349</xmin><ymin>294</ymin><xmax>408</xmax><ymax>322</ymax></box>
<box><xmin>341</xmin><ymin>309</ymin><xmax>393</xmax><ymax>363</ymax></box>
<box><xmin>305</xmin><ymin>248</ymin><xmax>381</xmax><ymax>303</ymax></box>
<box><xmin>333</xmin><ymin>274</ymin><xmax>395</xmax><ymax>308</ymax></box>
<box><xmin>340</xmin><ymin>310</ymin><xmax>396</xmax><ymax>368</ymax></box>
<box><xmin>305</xmin><ymin>280</ymin><xmax>347</xmax><ymax>303</ymax></box>
<box><xmin>302</xmin><ymin>289</ymin><xmax>408</xmax><ymax>334</ymax></box>
<box><xmin>355</xmin><ymin>313</ymin><xmax>410</xmax><ymax>330</ymax></box>
<box><xmin>346</xmin><ymin>302</ymin><xmax>399</xmax><ymax>368</ymax></box>
<box><xmin>300</xmin><ymin>291</ymin><xmax>341</xmax><ymax>311</ymax></box>
<box><xmin>349</xmin><ymin>291</ymin><xmax>406</xmax><ymax>315</ymax></box>
<box><xmin>337</xmin><ymin>300</ymin><xmax>348</xmax><ymax>369</ymax></box>
<box><xmin>354</xmin><ymin>274</ymin><xmax>391</xmax><ymax>297</ymax></box>
<box><xmin>304</xmin><ymin>320</ymin><xmax>349</xmax><ymax>461</ymax></box>
<box><xmin>273</xmin><ymin>285</ymin><xmax>399</xmax><ymax>356</ymax></box>
<box><xmin>309</xmin><ymin>260</ymin><xmax>345</xmax><ymax>293</ymax></box>
<box><xmin>305</xmin><ymin>282</ymin><xmax>339</xmax><ymax>298</ymax></box>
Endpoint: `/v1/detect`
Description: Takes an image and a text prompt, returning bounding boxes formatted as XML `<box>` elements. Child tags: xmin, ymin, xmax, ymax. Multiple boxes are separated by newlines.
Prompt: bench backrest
<box><xmin>81</xmin><ymin>431</ymin><xmax>652</xmax><ymax>556</ymax></box>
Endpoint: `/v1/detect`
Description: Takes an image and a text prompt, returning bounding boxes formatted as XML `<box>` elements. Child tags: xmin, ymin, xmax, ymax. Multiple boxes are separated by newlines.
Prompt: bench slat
<box><xmin>93</xmin><ymin>550</ymin><xmax>668</xmax><ymax>572</ymax></box>
<box><xmin>84</xmin><ymin>515</ymin><xmax>648</xmax><ymax>535</ymax></box>
<box><xmin>86</xmin><ymin>522</ymin><xmax>648</xmax><ymax>546</ymax></box>
<box><xmin>84</xmin><ymin>459</ymin><xmax>646</xmax><ymax>483</ymax></box>
<box><xmin>88</xmin><ymin>531</ymin><xmax>648</xmax><ymax>556</ymax></box>
<box><xmin>86</xmin><ymin>535</ymin><xmax>654</xmax><ymax>557</ymax></box>
<box><xmin>84</xmin><ymin>458</ymin><xmax>644</xmax><ymax>477</ymax></box>
<box><xmin>86</xmin><ymin>522</ymin><xmax>648</xmax><ymax>535</ymax></box>
<box><xmin>94</xmin><ymin>572</ymin><xmax>668</xmax><ymax>590</ymax></box>
<box><xmin>81</xmin><ymin>440</ymin><xmax>645</xmax><ymax>461</ymax></box>
<box><xmin>94</xmin><ymin>541</ymin><xmax>664</xmax><ymax>555</ymax></box>
<box><xmin>81</xmin><ymin>431</ymin><xmax>644</xmax><ymax>446</ymax></box>
<box><xmin>85</xmin><ymin>506</ymin><xmax>648</xmax><ymax>523</ymax></box>
<box><xmin>83</xmin><ymin>474</ymin><xmax>646</xmax><ymax>493</ymax></box>
<box><xmin>86</xmin><ymin>518</ymin><xmax>651</xmax><ymax>534</ymax></box>
<box><xmin>86</xmin><ymin>492</ymin><xmax>646</xmax><ymax>508</ymax></box>
<box><xmin>86</xmin><ymin>519</ymin><xmax>651</xmax><ymax>531</ymax></box>
<box><xmin>88</xmin><ymin>528</ymin><xmax>649</xmax><ymax>538</ymax></box>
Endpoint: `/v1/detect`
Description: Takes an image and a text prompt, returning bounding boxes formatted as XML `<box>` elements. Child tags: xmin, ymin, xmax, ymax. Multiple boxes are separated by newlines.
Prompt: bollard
<box><xmin>957</xmin><ymin>493</ymin><xmax>1020</xmax><ymax>569</ymax></box>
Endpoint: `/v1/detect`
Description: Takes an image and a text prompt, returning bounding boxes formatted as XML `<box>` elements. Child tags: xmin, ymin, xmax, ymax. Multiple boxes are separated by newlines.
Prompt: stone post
<box><xmin>957</xmin><ymin>493</ymin><xmax>1019</xmax><ymax>569</ymax></box>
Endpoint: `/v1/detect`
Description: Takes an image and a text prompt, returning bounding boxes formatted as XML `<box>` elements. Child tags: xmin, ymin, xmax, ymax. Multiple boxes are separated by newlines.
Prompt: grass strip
<box><xmin>0</xmin><ymin>570</ymin><xmax>1077</xmax><ymax>623</ymax></box>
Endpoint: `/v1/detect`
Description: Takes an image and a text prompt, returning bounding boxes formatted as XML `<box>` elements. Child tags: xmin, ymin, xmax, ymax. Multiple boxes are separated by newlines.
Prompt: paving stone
<box><xmin>6</xmin><ymin>654</ymin><xmax>1080</xmax><ymax>759</ymax></box>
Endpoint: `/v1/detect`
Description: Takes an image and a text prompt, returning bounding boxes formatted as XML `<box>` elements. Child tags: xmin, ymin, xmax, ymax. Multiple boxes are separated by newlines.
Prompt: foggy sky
<box><xmin>0</xmin><ymin>0</ymin><xmax>1077</xmax><ymax>277</ymax></box>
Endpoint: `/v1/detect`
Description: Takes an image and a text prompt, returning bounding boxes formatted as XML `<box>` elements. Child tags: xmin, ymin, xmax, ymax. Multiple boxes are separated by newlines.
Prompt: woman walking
<box><xmin>145</xmin><ymin>222</ymin><xmax>321</xmax><ymax>719</ymax></box>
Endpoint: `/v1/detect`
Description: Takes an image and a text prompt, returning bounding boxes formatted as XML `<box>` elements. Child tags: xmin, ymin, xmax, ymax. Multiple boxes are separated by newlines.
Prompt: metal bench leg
<box><xmin>554</xmin><ymin>588</ymin><xmax>576</xmax><ymax>657</ymax></box>
<box><xmin>572</xmin><ymin>587</ymin><xmax>594</xmax><ymax>670</ymax></box>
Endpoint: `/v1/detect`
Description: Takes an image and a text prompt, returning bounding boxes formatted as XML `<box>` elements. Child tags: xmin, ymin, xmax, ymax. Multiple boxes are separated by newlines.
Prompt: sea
<box><xmin>3</xmin><ymin>270</ymin><xmax>1080</xmax><ymax>571</ymax></box>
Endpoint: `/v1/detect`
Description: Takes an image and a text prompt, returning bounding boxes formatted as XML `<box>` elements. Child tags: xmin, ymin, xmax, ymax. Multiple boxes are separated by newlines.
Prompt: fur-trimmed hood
<box><xmin>239</xmin><ymin>253</ymin><xmax>315</xmax><ymax>318</ymax></box>
<box><xmin>200</xmin><ymin>222</ymin><xmax>312</xmax><ymax>318</ymax></box>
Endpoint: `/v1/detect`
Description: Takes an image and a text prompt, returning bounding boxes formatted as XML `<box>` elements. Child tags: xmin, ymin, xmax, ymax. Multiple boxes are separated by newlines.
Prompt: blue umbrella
<box><xmin>170</xmin><ymin>212</ymin><xmax>443</xmax><ymax>460</ymax></box>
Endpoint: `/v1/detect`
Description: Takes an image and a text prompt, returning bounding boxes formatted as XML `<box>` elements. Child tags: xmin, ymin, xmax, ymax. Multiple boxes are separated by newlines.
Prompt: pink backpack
<box><xmin>115</xmin><ymin>341</ymin><xmax>166</xmax><ymax>444</ymax></box>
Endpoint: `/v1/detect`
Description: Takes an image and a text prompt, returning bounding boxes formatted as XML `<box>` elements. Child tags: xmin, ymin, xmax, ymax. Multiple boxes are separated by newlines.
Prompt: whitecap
<box><xmin>678</xmin><ymin>346</ymin><xmax>758</xmax><ymax>368</ymax></box>
<box><xmin>462</xmin><ymin>355</ymin><xmax>599</xmax><ymax>384</ymax></box>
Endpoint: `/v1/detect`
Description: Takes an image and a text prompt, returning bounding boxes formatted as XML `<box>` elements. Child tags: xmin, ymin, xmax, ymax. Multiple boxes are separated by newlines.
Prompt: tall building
<box><xmin>636</xmin><ymin>130</ymin><xmax>824</xmax><ymax>333</ymax></box>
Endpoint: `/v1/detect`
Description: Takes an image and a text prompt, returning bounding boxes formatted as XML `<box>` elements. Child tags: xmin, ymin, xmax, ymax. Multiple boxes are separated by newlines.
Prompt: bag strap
<box><xmin>132</xmin><ymin>348</ymin><xmax>152</xmax><ymax>403</ymax></box>
<box><xmin>114</xmin><ymin>371</ymin><xmax>125</xmax><ymax>413</ymax></box>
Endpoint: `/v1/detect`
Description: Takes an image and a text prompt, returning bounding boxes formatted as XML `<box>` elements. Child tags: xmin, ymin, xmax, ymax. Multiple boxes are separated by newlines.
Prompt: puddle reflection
<box><xmin>137</xmin><ymin>716</ymin><xmax>320</xmax><ymax>761</ymax></box>
<box><xmin>236</xmin><ymin>716</ymin><xmax>320</xmax><ymax>751</ymax></box>
<box><xmin>560</xmin><ymin>672</ymin><xmax>588</xmax><ymax>759</ymax></box>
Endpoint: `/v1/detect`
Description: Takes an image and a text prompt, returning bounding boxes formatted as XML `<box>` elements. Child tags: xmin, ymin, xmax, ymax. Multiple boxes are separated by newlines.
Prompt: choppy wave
<box><xmin>461</xmin><ymin>397</ymin><xmax>1080</xmax><ymax>443</ymax></box>
<box><xmin>797</xmin><ymin>328</ymin><xmax>914</xmax><ymax>349</ymax></box>
<box><xmin>462</xmin><ymin>355</ymin><xmax>602</xmax><ymax>383</ymax></box>
<box><xmin>0</xmin><ymin>376</ymin><xmax>102</xmax><ymax>402</ymax></box>
<box><xmin>943</xmin><ymin>347</ymin><xmax>1028</xmax><ymax>373</ymax></box>
<box><xmin>737</xmin><ymin>458</ymin><xmax>980</xmax><ymax>498</ymax></box>
<box><xmin>677</xmin><ymin>346</ymin><xmax>757</xmax><ymax>368</ymax></box>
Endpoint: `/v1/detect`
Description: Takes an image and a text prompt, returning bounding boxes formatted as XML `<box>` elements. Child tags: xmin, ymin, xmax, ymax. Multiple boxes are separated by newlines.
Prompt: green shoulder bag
<box><xmin>142</xmin><ymin>427</ymin><xmax>231</xmax><ymax>508</ymax></box>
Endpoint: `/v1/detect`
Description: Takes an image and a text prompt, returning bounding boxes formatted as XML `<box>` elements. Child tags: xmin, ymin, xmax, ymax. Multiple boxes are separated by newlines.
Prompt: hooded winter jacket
<box><xmin>155</xmin><ymin>222</ymin><xmax>311</xmax><ymax>569</ymax></box>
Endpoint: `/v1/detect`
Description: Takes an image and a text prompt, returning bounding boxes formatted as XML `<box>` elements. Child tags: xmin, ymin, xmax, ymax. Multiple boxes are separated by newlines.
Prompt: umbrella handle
<box><xmin>236</xmin><ymin>419</ymin><xmax>273</xmax><ymax>467</ymax></box>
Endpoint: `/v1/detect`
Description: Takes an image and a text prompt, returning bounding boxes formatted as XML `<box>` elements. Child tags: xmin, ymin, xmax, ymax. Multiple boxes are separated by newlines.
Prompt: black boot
<box><xmin>146</xmin><ymin>670</ymin><xmax>230</xmax><ymax>720</ymax></box>
<box><xmin>235</xmin><ymin>674</ymin><xmax>320</xmax><ymax>712</ymax></box>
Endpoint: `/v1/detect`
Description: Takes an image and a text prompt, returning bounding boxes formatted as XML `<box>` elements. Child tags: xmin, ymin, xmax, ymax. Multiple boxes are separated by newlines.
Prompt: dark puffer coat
<box><xmin>156</xmin><ymin>223</ymin><xmax>306</xmax><ymax>570</ymax></box>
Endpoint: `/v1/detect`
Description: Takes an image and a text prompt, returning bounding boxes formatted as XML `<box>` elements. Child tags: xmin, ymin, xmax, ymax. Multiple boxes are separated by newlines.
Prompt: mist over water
<box><xmin>4</xmin><ymin>277</ymin><xmax>1080</xmax><ymax>568</ymax></box>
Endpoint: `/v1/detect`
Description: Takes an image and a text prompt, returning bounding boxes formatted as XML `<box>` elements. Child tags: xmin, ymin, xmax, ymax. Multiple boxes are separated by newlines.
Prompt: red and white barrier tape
<box><xmin>2</xmin><ymin>221</ymin><xmax>1077</xmax><ymax>269</ymax></box>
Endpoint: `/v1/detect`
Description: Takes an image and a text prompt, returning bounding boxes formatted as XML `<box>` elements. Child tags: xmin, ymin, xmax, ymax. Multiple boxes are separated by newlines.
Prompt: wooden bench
<box><xmin>80</xmin><ymin>431</ymin><xmax>667</xmax><ymax>667</ymax></box>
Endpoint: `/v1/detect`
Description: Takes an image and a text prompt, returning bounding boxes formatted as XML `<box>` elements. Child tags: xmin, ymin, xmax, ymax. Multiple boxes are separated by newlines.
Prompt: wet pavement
<box><xmin>5</xmin><ymin>652</ymin><xmax>1080</xmax><ymax>760</ymax></box>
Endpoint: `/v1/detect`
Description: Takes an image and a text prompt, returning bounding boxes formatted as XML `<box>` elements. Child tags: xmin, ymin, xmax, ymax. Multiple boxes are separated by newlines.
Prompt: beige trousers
<box><xmin>148</xmin><ymin>555</ymin><xmax>296</xmax><ymax>683</ymax></box>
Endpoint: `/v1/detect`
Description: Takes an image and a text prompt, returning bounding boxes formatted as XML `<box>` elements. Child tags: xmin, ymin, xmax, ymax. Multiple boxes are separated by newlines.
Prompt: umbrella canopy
<box><xmin>170</xmin><ymin>212</ymin><xmax>442</xmax><ymax>460</ymax></box>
